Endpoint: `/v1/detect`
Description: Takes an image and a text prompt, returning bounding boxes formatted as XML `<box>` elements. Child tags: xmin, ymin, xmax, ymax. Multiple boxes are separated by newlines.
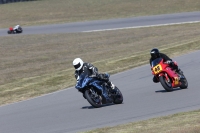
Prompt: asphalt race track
<box><xmin>1</xmin><ymin>51</ymin><xmax>200</xmax><ymax>133</ymax></box>
<box><xmin>0</xmin><ymin>11</ymin><xmax>200</xmax><ymax>36</ymax></box>
<box><xmin>0</xmin><ymin>12</ymin><xmax>200</xmax><ymax>133</ymax></box>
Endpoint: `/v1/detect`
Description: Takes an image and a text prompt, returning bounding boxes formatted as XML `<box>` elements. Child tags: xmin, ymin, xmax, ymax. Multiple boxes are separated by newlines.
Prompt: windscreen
<box><xmin>151</xmin><ymin>58</ymin><xmax>162</xmax><ymax>67</ymax></box>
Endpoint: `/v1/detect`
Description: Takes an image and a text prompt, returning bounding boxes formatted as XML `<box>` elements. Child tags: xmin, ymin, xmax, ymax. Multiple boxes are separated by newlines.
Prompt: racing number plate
<box><xmin>152</xmin><ymin>64</ymin><xmax>162</xmax><ymax>74</ymax></box>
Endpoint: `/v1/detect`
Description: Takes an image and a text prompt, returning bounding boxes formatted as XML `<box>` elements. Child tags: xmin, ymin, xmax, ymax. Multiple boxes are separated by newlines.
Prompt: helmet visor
<box><xmin>74</xmin><ymin>63</ymin><xmax>81</xmax><ymax>69</ymax></box>
<box><xmin>151</xmin><ymin>54</ymin><xmax>157</xmax><ymax>58</ymax></box>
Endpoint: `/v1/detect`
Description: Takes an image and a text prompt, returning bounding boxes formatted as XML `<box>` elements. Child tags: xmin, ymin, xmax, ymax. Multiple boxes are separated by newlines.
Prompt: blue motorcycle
<box><xmin>75</xmin><ymin>73</ymin><xmax>123</xmax><ymax>108</ymax></box>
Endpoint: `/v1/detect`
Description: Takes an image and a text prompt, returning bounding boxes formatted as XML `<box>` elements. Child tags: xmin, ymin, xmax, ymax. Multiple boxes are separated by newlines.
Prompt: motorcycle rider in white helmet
<box><xmin>73</xmin><ymin>58</ymin><xmax>115</xmax><ymax>102</ymax></box>
<box><xmin>13</xmin><ymin>25</ymin><xmax>22</xmax><ymax>32</ymax></box>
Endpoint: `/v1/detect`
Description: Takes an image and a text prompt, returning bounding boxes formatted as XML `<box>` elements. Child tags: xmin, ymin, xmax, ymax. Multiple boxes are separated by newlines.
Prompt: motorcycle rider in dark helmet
<box><xmin>149</xmin><ymin>48</ymin><xmax>183</xmax><ymax>83</ymax></box>
<box><xmin>73</xmin><ymin>58</ymin><xmax>115</xmax><ymax>102</ymax></box>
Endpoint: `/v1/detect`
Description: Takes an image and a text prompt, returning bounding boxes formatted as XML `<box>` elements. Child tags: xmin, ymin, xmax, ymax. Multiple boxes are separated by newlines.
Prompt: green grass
<box><xmin>0</xmin><ymin>0</ymin><xmax>200</xmax><ymax>28</ymax></box>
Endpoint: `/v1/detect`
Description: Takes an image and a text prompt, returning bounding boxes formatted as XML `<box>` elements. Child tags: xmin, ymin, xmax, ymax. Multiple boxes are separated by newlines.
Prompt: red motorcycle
<box><xmin>151</xmin><ymin>58</ymin><xmax>188</xmax><ymax>91</ymax></box>
<box><xmin>7</xmin><ymin>27</ymin><xmax>23</xmax><ymax>34</ymax></box>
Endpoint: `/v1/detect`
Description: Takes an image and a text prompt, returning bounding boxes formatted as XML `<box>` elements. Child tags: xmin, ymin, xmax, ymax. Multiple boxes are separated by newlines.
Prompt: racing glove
<box><xmin>166</xmin><ymin>60</ymin><xmax>172</xmax><ymax>64</ymax></box>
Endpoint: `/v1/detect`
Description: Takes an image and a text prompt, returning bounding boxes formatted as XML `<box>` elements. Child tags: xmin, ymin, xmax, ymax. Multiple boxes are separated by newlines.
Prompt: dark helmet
<box><xmin>150</xmin><ymin>48</ymin><xmax>160</xmax><ymax>59</ymax></box>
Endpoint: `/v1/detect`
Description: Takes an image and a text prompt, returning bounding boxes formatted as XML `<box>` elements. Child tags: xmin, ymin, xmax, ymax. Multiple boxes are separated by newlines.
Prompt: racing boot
<box><xmin>176</xmin><ymin>69</ymin><xmax>184</xmax><ymax>81</ymax></box>
<box><xmin>107</xmin><ymin>81</ymin><xmax>116</xmax><ymax>92</ymax></box>
<box><xmin>176</xmin><ymin>68</ymin><xmax>183</xmax><ymax>75</ymax></box>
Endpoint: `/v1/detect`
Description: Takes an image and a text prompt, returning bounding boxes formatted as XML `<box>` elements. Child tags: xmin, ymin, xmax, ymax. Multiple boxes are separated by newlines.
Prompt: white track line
<box><xmin>82</xmin><ymin>21</ymin><xmax>200</xmax><ymax>32</ymax></box>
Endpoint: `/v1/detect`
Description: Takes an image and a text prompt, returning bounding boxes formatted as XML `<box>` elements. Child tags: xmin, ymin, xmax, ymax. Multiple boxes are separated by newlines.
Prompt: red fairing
<box><xmin>9</xmin><ymin>27</ymin><xmax>13</xmax><ymax>31</ymax></box>
<box><xmin>151</xmin><ymin>58</ymin><xmax>181</xmax><ymax>88</ymax></box>
<box><xmin>164</xmin><ymin>67</ymin><xmax>178</xmax><ymax>80</ymax></box>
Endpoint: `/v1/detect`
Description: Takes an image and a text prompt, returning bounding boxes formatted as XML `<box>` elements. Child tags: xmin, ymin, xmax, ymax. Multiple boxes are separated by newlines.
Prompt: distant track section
<box><xmin>0</xmin><ymin>0</ymin><xmax>35</xmax><ymax>4</ymax></box>
<box><xmin>0</xmin><ymin>11</ymin><xmax>200</xmax><ymax>36</ymax></box>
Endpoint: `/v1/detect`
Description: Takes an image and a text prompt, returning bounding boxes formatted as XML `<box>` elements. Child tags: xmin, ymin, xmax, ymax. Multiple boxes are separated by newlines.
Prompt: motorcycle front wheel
<box><xmin>7</xmin><ymin>30</ymin><xmax>11</xmax><ymax>34</ymax></box>
<box><xmin>159</xmin><ymin>75</ymin><xmax>173</xmax><ymax>92</ymax></box>
<box><xmin>85</xmin><ymin>89</ymin><xmax>102</xmax><ymax>108</ymax></box>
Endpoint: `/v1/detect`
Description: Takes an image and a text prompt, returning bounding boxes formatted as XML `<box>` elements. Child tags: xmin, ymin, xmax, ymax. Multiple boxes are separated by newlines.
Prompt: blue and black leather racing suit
<box><xmin>74</xmin><ymin>62</ymin><xmax>111</xmax><ymax>101</ymax></box>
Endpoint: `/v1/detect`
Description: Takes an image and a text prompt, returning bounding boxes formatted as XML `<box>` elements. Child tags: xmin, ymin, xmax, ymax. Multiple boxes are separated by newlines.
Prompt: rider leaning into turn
<box><xmin>149</xmin><ymin>48</ymin><xmax>183</xmax><ymax>83</ymax></box>
<box><xmin>13</xmin><ymin>25</ymin><xmax>20</xmax><ymax>31</ymax></box>
<box><xmin>72</xmin><ymin>58</ymin><xmax>115</xmax><ymax>102</ymax></box>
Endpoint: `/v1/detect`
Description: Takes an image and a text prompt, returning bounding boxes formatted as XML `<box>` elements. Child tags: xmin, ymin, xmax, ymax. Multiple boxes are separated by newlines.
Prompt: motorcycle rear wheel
<box><xmin>159</xmin><ymin>75</ymin><xmax>173</xmax><ymax>92</ymax></box>
<box><xmin>180</xmin><ymin>74</ymin><xmax>188</xmax><ymax>89</ymax></box>
<box><xmin>113</xmin><ymin>87</ymin><xmax>123</xmax><ymax>104</ymax></box>
<box><xmin>85</xmin><ymin>89</ymin><xmax>102</xmax><ymax>108</ymax></box>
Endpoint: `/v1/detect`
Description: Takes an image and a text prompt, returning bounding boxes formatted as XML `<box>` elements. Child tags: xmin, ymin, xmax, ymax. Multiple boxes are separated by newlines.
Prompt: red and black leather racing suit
<box><xmin>149</xmin><ymin>53</ymin><xmax>179</xmax><ymax>83</ymax></box>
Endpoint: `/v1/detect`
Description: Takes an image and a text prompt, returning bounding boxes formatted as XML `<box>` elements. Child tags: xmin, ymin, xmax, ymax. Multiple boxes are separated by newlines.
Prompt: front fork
<box><xmin>89</xmin><ymin>88</ymin><xmax>99</xmax><ymax>98</ymax></box>
<box><xmin>164</xmin><ymin>73</ymin><xmax>170</xmax><ymax>83</ymax></box>
<box><xmin>159</xmin><ymin>73</ymin><xmax>170</xmax><ymax>83</ymax></box>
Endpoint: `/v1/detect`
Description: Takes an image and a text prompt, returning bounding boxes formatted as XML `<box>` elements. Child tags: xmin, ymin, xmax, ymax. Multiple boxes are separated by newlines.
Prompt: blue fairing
<box><xmin>75</xmin><ymin>74</ymin><xmax>103</xmax><ymax>89</ymax></box>
<box><xmin>75</xmin><ymin>73</ymin><xmax>110</xmax><ymax>100</ymax></box>
<box><xmin>75</xmin><ymin>75</ymin><xmax>94</xmax><ymax>90</ymax></box>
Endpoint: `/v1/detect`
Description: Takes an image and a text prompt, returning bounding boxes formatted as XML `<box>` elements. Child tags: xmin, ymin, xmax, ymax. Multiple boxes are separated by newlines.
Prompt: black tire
<box><xmin>84</xmin><ymin>89</ymin><xmax>102</xmax><ymax>108</ymax></box>
<box><xmin>180</xmin><ymin>74</ymin><xmax>188</xmax><ymax>89</ymax></box>
<box><xmin>113</xmin><ymin>86</ymin><xmax>123</xmax><ymax>104</ymax></box>
<box><xmin>7</xmin><ymin>30</ymin><xmax>11</xmax><ymax>34</ymax></box>
<box><xmin>17</xmin><ymin>29</ymin><xmax>23</xmax><ymax>33</ymax></box>
<box><xmin>159</xmin><ymin>75</ymin><xmax>173</xmax><ymax>92</ymax></box>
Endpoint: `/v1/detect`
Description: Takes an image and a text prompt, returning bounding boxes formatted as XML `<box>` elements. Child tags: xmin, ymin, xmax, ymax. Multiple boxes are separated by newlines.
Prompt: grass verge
<box><xmin>83</xmin><ymin>109</ymin><xmax>200</xmax><ymax>133</ymax></box>
<box><xmin>0</xmin><ymin>0</ymin><xmax>200</xmax><ymax>28</ymax></box>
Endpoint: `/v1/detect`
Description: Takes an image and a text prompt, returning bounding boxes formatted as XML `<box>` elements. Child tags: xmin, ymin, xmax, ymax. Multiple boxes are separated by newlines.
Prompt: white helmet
<box><xmin>73</xmin><ymin>58</ymin><xmax>84</xmax><ymax>71</ymax></box>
